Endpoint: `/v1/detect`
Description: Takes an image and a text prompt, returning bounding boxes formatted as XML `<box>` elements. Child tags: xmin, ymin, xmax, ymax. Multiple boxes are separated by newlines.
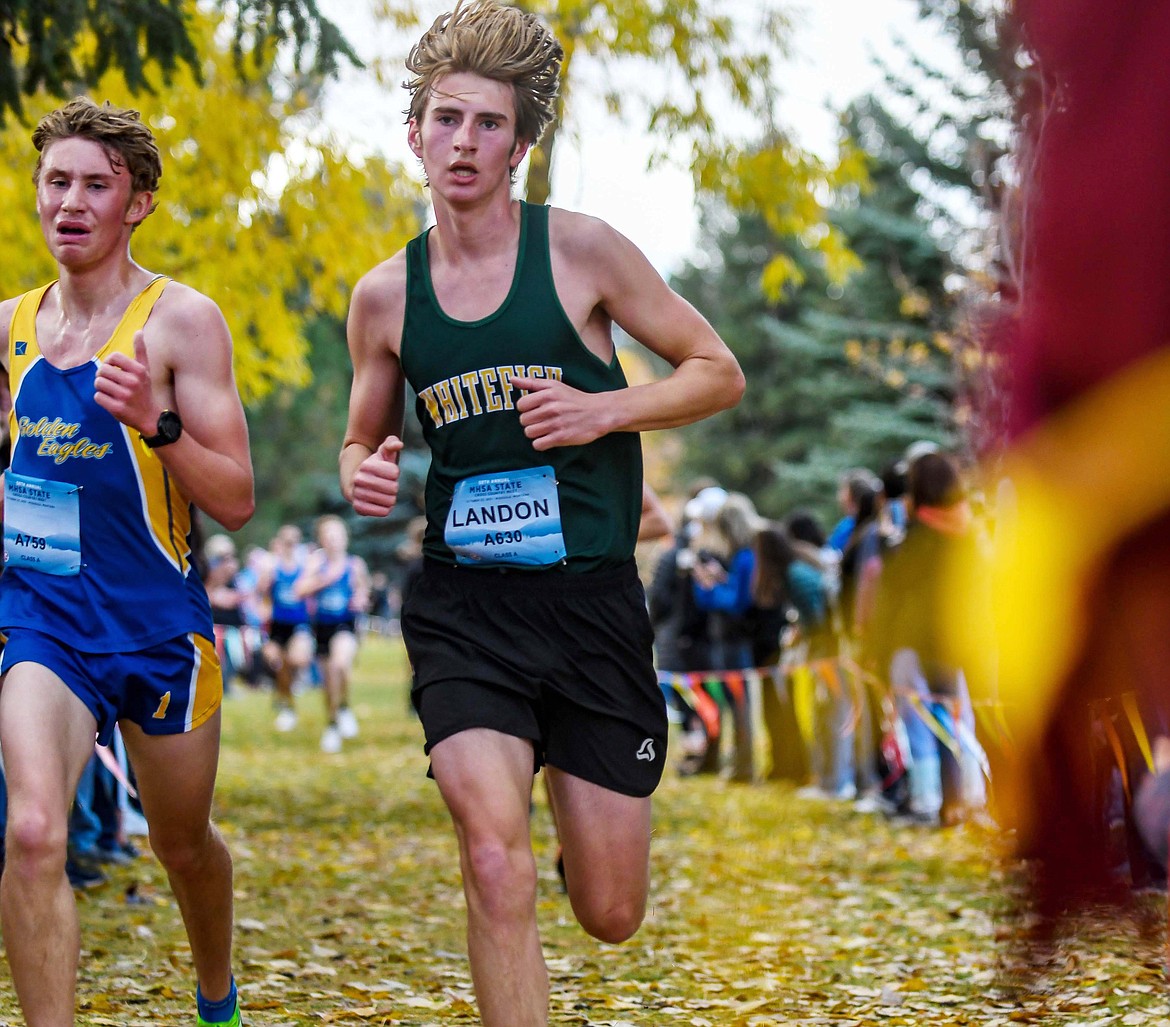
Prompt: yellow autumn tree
<box><xmin>0</xmin><ymin>12</ymin><xmax>422</xmax><ymax>402</ymax></box>
<box><xmin>367</xmin><ymin>0</ymin><xmax>865</xmax><ymax>295</ymax></box>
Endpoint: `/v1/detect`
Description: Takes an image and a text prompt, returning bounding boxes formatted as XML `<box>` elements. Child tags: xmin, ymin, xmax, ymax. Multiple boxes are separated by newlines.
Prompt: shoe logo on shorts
<box><xmin>636</xmin><ymin>738</ymin><xmax>656</xmax><ymax>762</ymax></box>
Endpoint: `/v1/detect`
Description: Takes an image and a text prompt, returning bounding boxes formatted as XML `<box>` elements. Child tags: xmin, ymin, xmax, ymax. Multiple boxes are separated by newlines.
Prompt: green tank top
<box><xmin>400</xmin><ymin>201</ymin><xmax>642</xmax><ymax>573</ymax></box>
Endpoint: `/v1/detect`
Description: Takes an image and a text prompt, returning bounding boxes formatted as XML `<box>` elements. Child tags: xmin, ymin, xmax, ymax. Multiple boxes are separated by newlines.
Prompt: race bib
<box><xmin>3</xmin><ymin>471</ymin><xmax>82</xmax><ymax>576</ymax></box>
<box><xmin>275</xmin><ymin>580</ymin><xmax>298</xmax><ymax>608</ymax></box>
<box><xmin>445</xmin><ymin>466</ymin><xmax>567</xmax><ymax>567</ymax></box>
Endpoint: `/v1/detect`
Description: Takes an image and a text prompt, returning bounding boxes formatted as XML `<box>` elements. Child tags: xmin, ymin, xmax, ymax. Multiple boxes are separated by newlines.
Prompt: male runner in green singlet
<box><xmin>0</xmin><ymin>98</ymin><xmax>252</xmax><ymax>1027</ymax></box>
<box><xmin>340</xmin><ymin>4</ymin><xmax>744</xmax><ymax>1024</ymax></box>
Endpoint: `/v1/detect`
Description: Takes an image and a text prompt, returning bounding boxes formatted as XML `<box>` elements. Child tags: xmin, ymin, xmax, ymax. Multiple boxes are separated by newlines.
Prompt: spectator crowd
<box><xmin>645</xmin><ymin>445</ymin><xmax>1167</xmax><ymax>898</ymax></box>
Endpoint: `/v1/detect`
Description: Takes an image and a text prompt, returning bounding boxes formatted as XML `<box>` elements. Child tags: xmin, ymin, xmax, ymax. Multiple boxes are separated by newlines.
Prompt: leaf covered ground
<box><xmin>2</xmin><ymin>636</ymin><xmax>1168</xmax><ymax>1025</ymax></box>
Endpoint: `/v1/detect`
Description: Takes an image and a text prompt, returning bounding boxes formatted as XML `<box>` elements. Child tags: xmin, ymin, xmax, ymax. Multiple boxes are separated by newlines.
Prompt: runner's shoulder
<box><xmin>151</xmin><ymin>279</ymin><xmax>228</xmax><ymax>332</ymax></box>
<box><xmin>352</xmin><ymin>249</ymin><xmax>408</xmax><ymax>312</ymax></box>
<box><xmin>0</xmin><ymin>295</ymin><xmax>19</xmax><ymax>336</ymax></box>
<box><xmin>547</xmin><ymin>206</ymin><xmax>618</xmax><ymax>257</ymax></box>
<box><xmin>349</xmin><ymin>250</ymin><xmax>408</xmax><ymax>354</ymax></box>
<box><xmin>547</xmin><ymin>206</ymin><xmax>645</xmax><ymax>291</ymax></box>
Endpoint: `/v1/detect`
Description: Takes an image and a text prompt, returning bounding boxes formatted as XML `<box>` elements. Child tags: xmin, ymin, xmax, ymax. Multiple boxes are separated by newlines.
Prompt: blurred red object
<box><xmin>1003</xmin><ymin>0</ymin><xmax>1170</xmax><ymax>923</ymax></box>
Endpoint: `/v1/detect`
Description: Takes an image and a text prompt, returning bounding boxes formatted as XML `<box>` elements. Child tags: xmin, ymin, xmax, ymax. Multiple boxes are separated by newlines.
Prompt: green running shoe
<box><xmin>196</xmin><ymin>998</ymin><xmax>242</xmax><ymax>1026</ymax></box>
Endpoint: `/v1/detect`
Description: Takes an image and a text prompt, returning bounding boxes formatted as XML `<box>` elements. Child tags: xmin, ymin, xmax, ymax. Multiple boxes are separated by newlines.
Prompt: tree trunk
<box><xmin>523</xmin><ymin>38</ymin><xmax>574</xmax><ymax>205</ymax></box>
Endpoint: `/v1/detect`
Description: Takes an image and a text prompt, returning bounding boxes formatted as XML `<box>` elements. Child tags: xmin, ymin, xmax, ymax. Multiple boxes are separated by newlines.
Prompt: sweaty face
<box><xmin>408</xmin><ymin>72</ymin><xmax>529</xmax><ymax>200</ymax></box>
<box><xmin>36</xmin><ymin>137</ymin><xmax>150</xmax><ymax>268</ymax></box>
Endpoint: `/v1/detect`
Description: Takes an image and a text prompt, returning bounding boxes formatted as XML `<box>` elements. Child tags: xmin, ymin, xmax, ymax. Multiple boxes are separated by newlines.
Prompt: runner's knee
<box><xmin>148</xmin><ymin>820</ymin><xmax>222</xmax><ymax>877</ymax></box>
<box><xmin>572</xmin><ymin>890</ymin><xmax>646</xmax><ymax>944</ymax></box>
<box><xmin>462</xmin><ymin>835</ymin><xmax>537</xmax><ymax>919</ymax></box>
<box><xmin>5</xmin><ymin>803</ymin><xmax>68</xmax><ymax>875</ymax></box>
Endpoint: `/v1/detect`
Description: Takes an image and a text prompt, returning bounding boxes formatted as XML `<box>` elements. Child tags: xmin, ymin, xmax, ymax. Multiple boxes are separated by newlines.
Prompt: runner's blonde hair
<box><xmin>32</xmin><ymin>97</ymin><xmax>162</xmax><ymax>220</ymax></box>
<box><xmin>404</xmin><ymin>0</ymin><xmax>564</xmax><ymax>147</ymax></box>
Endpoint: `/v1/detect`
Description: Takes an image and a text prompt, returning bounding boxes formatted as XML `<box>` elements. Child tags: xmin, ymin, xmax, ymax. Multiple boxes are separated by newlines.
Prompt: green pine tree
<box><xmin>669</xmin><ymin>1</ymin><xmax>1019</xmax><ymax>519</ymax></box>
<box><xmin>0</xmin><ymin>0</ymin><xmax>358</xmax><ymax>123</ymax></box>
<box><xmin>671</xmin><ymin>100</ymin><xmax>959</xmax><ymax>523</ymax></box>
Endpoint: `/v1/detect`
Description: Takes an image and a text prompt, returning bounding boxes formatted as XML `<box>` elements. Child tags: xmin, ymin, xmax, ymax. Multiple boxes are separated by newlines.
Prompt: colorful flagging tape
<box><xmin>656</xmin><ymin>662</ymin><xmax>1150</xmax><ymax>788</ymax></box>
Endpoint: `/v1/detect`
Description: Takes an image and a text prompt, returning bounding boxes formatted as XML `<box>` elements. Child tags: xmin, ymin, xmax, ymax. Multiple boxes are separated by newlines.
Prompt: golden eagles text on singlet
<box><xmin>0</xmin><ymin>278</ymin><xmax>213</xmax><ymax>651</ymax></box>
<box><xmin>400</xmin><ymin>202</ymin><xmax>642</xmax><ymax>572</ymax></box>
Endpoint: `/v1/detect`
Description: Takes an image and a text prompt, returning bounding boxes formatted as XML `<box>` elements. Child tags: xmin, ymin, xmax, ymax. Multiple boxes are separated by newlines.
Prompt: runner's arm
<box><xmin>340</xmin><ymin>260</ymin><xmax>408</xmax><ymax>517</ymax></box>
<box><xmin>94</xmin><ymin>286</ymin><xmax>254</xmax><ymax>531</ymax></box>
<box><xmin>350</xmin><ymin>556</ymin><xmax>372</xmax><ymax>613</ymax></box>
<box><xmin>638</xmin><ymin>481</ymin><xmax>672</xmax><ymax>542</ymax></box>
<box><xmin>0</xmin><ymin>296</ymin><xmax>14</xmax><ymax>377</ymax></box>
<box><xmin>514</xmin><ymin>216</ymin><xmax>743</xmax><ymax>449</ymax></box>
<box><xmin>0</xmin><ymin>297</ymin><xmax>19</xmax><ymax>521</ymax></box>
<box><xmin>293</xmin><ymin>551</ymin><xmax>333</xmax><ymax>600</ymax></box>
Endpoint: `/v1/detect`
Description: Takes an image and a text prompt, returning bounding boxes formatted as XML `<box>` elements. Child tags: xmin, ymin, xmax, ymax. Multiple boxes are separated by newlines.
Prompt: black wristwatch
<box><xmin>141</xmin><ymin>409</ymin><xmax>183</xmax><ymax>449</ymax></box>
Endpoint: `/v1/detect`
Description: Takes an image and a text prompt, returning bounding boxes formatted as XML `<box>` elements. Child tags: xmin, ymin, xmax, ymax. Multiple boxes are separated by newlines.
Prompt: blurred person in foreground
<box><xmin>0</xmin><ymin>97</ymin><xmax>252</xmax><ymax>1026</ymax></box>
<box><xmin>648</xmin><ymin>486</ymin><xmax>722</xmax><ymax>775</ymax></box>
<box><xmin>751</xmin><ymin>520</ymin><xmax>830</xmax><ymax>784</ymax></box>
<box><xmin>946</xmin><ymin>0</ymin><xmax>1170</xmax><ymax>934</ymax></box>
<box><xmin>784</xmin><ymin>509</ymin><xmax>849</xmax><ymax>796</ymax></box>
<box><xmin>338</xmin><ymin>2</ymin><xmax>744</xmax><ymax>1021</ymax></box>
<box><xmin>832</xmin><ymin>469</ymin><xmax>884</xmax><ymax>801</ymax></box>
<box><xmin>203</xmin><ymin>533</ymin><xmax>251</xmax><ymax>692</ymax></box>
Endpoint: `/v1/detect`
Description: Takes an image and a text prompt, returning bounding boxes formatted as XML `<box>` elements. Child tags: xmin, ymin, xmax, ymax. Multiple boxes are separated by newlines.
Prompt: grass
<box><xmin>1</xmin><ymin>634</ymin><xmax>1167</xmax><ymax>1025</ymax></box>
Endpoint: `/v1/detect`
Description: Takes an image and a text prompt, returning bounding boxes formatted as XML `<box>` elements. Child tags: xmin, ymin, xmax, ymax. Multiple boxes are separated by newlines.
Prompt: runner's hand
<box><xmin>94</xmin><ymin>331</ymin><xmax>163</xmax><ymax>437</ymax></box>
<box><xmin>351</xmin><ymin>437</ymin><xmax>404</xmax><ymax>517</ymax></box>
<box><xmin>513</xmin><ymin>376</ymin><xmax>608</xmax><ymax>450</ymax></box>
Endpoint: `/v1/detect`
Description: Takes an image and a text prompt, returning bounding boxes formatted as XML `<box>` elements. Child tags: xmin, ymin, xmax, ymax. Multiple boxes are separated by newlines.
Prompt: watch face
<box><xmin>144</xmin><ymin>410</ymin><xmax>183</xmax><ymax>447</ymax></box>
<box><xmin>157</xmin><ymin>410</ymin><xmax>182</xmax><ymax>442</ymax></box>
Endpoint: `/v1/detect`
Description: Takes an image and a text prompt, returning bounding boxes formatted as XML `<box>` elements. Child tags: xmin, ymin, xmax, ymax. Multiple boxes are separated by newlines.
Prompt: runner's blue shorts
<box><xmin>0</xmin><ymin>627</ymin><xmax>223</xmax><ymax>746</ymax></box>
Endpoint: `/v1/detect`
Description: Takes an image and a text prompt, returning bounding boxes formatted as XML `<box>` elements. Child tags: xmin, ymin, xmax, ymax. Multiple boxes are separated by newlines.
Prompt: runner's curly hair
<box><xmin>404</xmin><ymin>0</ymin><xmax>564</xmax><ymax>147</ymax></box>
<box><xmin>32</xmin><ymin>97</ymin><xmax>162</xmax><ymax>220</ymax></box>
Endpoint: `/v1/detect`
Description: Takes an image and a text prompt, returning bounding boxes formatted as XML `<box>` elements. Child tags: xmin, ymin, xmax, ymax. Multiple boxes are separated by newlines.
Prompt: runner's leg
<box><xmin>430</xmin><ymin>728</ymin><xmax>546</xmax><ymax>1027</ymax></box>
<box><xmin>0</xmin><ymin>664</ymin><xmax>101</xmax><ymax>1027</ymax></box>
<box><xmin>327</xmin><ymin>629</ymin><xmax>358</xmax><ymax>713</ymax></box>
<box><xmin>264</xmin><ymin>638</ymin><xmax>292</xmax><ymax>707</ymax></box>
<box><xmin>120</xmin><ymin>714</ymin><xmax>235</xmax><ymax>1003</ymax></box>
<box><xmin>545</xmin><ymin>766</ymin><xmax>652</xmax><ymax>942</ymax></box>
<box><xmin>287</xmin><ymin>630</ymin><xmax>314</xmax><ymax>688</ymax></box>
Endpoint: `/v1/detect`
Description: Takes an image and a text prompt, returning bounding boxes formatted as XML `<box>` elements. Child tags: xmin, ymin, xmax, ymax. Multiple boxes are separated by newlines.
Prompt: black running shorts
<box><xmin>402</xmin><ymin>558</ymin><xmax>667</xmax><ymax>798</ymax></box>
<box><xmin>314</xmin><ymin>619</ymin><xmax>356</xmax><ymax>656</ymax></box>
<box><xmin>269</xmin><ymin>620</ymin><xmax>310</xmax><ymax>648</ymax></box>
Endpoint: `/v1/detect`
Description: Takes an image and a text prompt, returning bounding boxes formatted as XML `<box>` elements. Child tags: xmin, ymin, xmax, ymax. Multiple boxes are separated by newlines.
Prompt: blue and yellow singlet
<box><xmin>0</xmin><ymin>277</ymin><xmax>214</xmax><ymax>652</ymax></box>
